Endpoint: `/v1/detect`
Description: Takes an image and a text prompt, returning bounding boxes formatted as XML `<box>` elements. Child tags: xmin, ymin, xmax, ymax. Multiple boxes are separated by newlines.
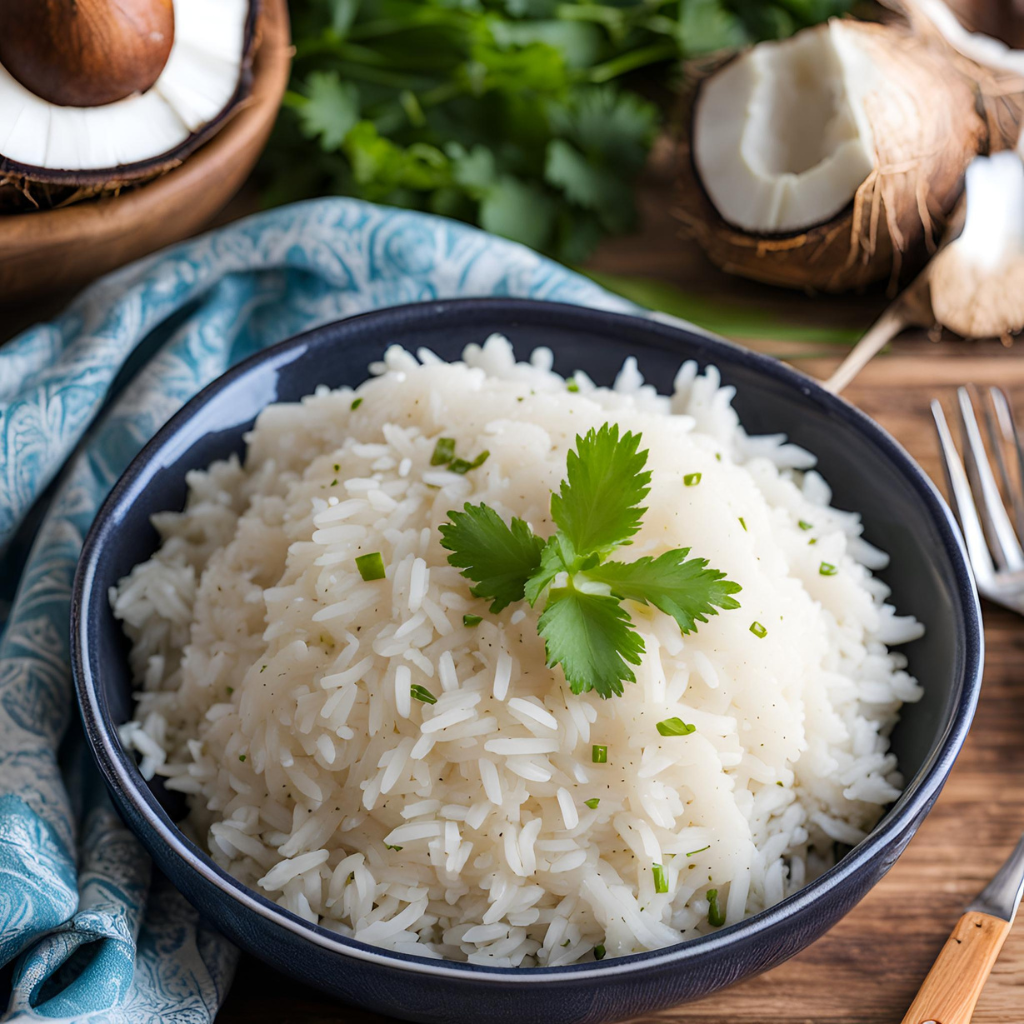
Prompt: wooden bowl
<box><xmin>0</xmin><ymin>0</ymin><xmax>291</xmax><ymax>306</ymax></box>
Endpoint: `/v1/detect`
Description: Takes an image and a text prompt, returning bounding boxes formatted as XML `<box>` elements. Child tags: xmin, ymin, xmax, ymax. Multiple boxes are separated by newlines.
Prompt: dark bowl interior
<box><xmin>73</xmin><ymin>298</ymin><xmax>982</xmax><ymax>1024</ymax></box>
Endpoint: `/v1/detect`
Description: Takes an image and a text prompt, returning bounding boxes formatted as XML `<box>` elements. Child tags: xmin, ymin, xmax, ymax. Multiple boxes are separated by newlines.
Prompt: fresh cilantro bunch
<box><xmin>264</xmin><ymin>0</ymin><xmax>851</xmax><ymax>263</ymax></box>
<box><xmin>439</xmin><ymin>423</ymin><xmax>741</xmax><ymax>698</ymax></box>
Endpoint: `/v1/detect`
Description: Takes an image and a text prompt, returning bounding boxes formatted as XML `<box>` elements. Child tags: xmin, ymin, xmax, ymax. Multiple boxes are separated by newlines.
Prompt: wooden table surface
<box><xmin>8</xmin><ymin>158</ymin><xmax>1021</xmax><ymax>1021</ymax></box>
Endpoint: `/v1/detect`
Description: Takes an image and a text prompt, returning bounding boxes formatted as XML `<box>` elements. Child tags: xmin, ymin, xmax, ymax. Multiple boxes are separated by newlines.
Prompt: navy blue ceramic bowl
<box><xmin>72</xmin><ymin>299</ymin><xmax>983</xmax><ymax>1024</ymax></box>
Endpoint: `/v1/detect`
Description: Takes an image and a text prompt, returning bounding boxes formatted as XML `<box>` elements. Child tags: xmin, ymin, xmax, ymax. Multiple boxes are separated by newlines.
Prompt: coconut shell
<box><xmin>675</xmin><ymin>20</ymin><xmax>989</xmax><ymax>294</ymax></box>
<box><xmin>0</xmin><ymin>0</ymin><xmax>261</xmax><ymax>212</ymax></box>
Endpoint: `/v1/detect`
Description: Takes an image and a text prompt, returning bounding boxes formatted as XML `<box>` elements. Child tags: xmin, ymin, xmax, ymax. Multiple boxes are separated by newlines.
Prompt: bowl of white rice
<box><xmin>72</xmin><ymin>299</ymin><xmax>982</xmax><ymax>1024</ymax></box>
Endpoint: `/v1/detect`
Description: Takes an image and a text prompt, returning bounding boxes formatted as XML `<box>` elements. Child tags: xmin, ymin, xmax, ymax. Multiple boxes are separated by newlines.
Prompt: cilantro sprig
<box><xmin>440</xmin><ymin>424</ymin><xmax>741</xmax><ymax>699</ymax></box>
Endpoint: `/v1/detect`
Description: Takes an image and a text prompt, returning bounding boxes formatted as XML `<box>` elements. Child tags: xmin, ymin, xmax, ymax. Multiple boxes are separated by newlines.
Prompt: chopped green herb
<box><xmin>333</xmin><ymin>464</ymin><xmax>340</xmax><ymax>472</ymax></box>
<box><xmin>683</xmin><ymin>472</ymin><xmax>702</xmax><ymax>487</ymax></box>
<box><xmin>440</xmin><ymin>423</ymin><xmax>740</xmax><ymax>699</ymax></box>
<box><xmin>592</xmin><ymin>744</ymin><xmax>608</xmax><ymax>763</ymax></box>
<box><xmin>819</xmin><ymin>562</ymin><xmax>838</xmax><ymax>576</ymax></box>
<box><xmin>749</xmin><ymin>621</ymin><xmax>767</xmax><ymax>639</ymax></box>
<box><xmin>738</xmin><ymin>517</ymin><xmax>747</xmax><ymax>532</ymax></box>
<box><xmin>330</xmin><ymin>479</ymin><xmax>338</xmax><ymax>487</ymax></box>
<box><xmin>707</xmin><ymin>888</ymin><xmax>726</xmax><ymax>927</ymax></box>
<box><xmin>798</xmin><ymin>520</ymin><xmax>813</xmax><ymax>531</ymax></box>
<box><xmin>351</xmin><ymin>398</ymin><xmax>363</xmax><ymax>410</ymax></box>
<box><xmin>431</xmin><ymin>437</ymin><xmax>456</xmax><ymax>466</ymax></box>
<box><xmin>449</xmin><ymin>450</ymin><xmax>490</xmax><ymax>474</ymax></box>
<box><xmin>686</xmin><ymin>845</ymin><xmax>710</xmax><ymax>857</ymax></box>
<box><xmin>808</xmin><ymin>538</ymin><xmax>817</xmax><ymax>546</ymax></box>
<box><xmin>410</xmin><ymin>684</ymin><xmax>437</xmax><ymax>705</ymax></box>
<box><xmin>260</xmin><ymin>665</ymin><xmax>267</xmax><ymax>673</ymax></box>
<box><xmin>776</xmin><ymin>780</ymin><xmax>784</xmax><ymax>787</ymax></box>
<box><xmin>584</xmin><ymin>798</ymin><xmax>600</xmax><ymax>810</ymax></box>
<box><xmin>566</xmin><ymin>379</ymin><xmax>580</xmax><ymax>393</ymax></box>
<box><xmin>384</xmin><ymin>844</ymin><xmax>403</xmax><ymax>851</ymax></box>
<box><xmin>238</xmin><ymin>754</ymin><xmax>246</xmax><ymax>762</ymax></box>
<box><xmin>656</xmin><ymin>717</ymin><xmax>696</xmax><ymax>737</ymax></box>
<box><xmin>652</xmin><ymin>862</ymin><xmax>668</xmax><ymax>894</ymax></box>
<box><xmin>561</xmin><ymin>939</ymin><xmax>571</xmax><ymax>947</ymax></box>
<box><xmin>463</xmin><ymin>614</ymin><xmax>482</xmax><ymax>627</ymax></box>
<box><xmin>715</xmin><ymin>452</ymin><xmax>722</xmax><ymax>462</ymax></box>
<box><xmin>593</xmin><ymin>944</ymin><xmax>606</xmax><ymax>960</ymax></box>
<box><xmin>226</xmin><ymin>686</ymin><xmax>234</xmax><ymax>695</ymax></box>
<box><xmin>356</xmin><ymin>552</ymin><xmax>386</xmax><ymax>581</ymax></box>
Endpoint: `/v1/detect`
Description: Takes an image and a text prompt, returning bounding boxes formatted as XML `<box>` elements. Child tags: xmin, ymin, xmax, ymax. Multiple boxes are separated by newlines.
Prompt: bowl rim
<box><xmin>72</xmin><ymin>297</ymin><xmax>983</xmax><ymax>982</ymax></box>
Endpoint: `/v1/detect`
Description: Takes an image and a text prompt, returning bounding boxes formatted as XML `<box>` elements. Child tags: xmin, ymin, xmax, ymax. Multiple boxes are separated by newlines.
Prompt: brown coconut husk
<box><xmin>674</xmin><ymin>17</ymin><xmax>1011</xmax><ymax>294</ymax></box>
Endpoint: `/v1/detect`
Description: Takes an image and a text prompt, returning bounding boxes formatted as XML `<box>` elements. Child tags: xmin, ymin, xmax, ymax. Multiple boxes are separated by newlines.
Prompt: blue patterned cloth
<box><xmin>0</xmin><ymin>198</ymin><xmax>635</xmax><ymax>1022</ymax></box>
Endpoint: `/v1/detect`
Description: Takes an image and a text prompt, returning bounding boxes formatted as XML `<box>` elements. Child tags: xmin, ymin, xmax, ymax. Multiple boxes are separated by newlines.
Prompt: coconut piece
<box><xmin>676</xmin><ymin>18</ymin><xmax>988</xmax><ymax>293</ymax></box>
<box><xmin>0</xmin><ymin>0</ymin><xmax>258</xmax><ymax>211</ymax></box>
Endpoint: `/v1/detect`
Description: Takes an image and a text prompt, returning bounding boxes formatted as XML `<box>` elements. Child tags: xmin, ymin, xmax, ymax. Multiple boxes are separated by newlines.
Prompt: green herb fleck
<box><xmin>738</xmin><ymin>517</ymin><xmax>747</xmax><ymax>532</ymax></box>
<box><xmin>749</xmin><ymin>621</ymin><xmax>767</xmax><ymax>639</ymax></box>
<box><xmin>356</xmin><ymin>552</ymin><xmax>386</xmax><ymax>581</ymax></box>
<box><xmin>593</xmin><ymin>944</ymin><xmax>606</xmax><ymax>960</ymax></box>
<box><xmin>238</xmin><ymin>754</ymin><xmax>246</xmax><ymax>762</ymax></box>
<box><xmin>652</xmin><ymin>862</ymin><xmax>668</xmax><ymax>894</ymax></box>
<box><xmin>449</xmin><ymin>450</ymin><xmax>490</xmax><ymax>474</ymax></box>
<box><xmin>385</xmin><ymin>844</ymin><xmax>403</xmax><ymax>851</ymax></box>
<box><xmin>776</xmin><ymin>780</ymin><xmax>784</xmax><ymax>787</ymax></box>
<box><xmin>798</xmin><ymin>520</ymin><xmax>813</xmax><ymax>531</ymax></box>
<box><xmin>333</xmin><ymin>464</ymin><xmax>340</xmax><ymax>472</ymax></box>
<box><xmin>707</xmin><ymin>888</ymin><xmax>726</xmax><ymax>927</ymax></box>
<box><xmin>410</xmin><ymin>684</ymin><xmax>437</xmax><ymax>705</ymax></box>
<box><xmin>330</xmin><ymin>478</ymin><xmax>338</xmax><ymax>487</ymax></box>
<box><xmin>260</xmin><ymin>665</ymin><xmax>267</xmax><ymax>673</ymax></box>
<box><xmin>819</xmin><ymin>562</ymin><xmax>838</xmax><ymax>576</ymax></box>
<box><xmin>351</xmin><ymin>398</ymin><xmax>363</xmax><ymax>411</ymax></box>
<box><xmin>463</xmin><ymin>614</ymin><xmax>482</xmax><ymax>627</ymax></box>
<box><xmin>592</xmin><ymin>744</ymin><xmax>608</xmax><ymax>763</ymax></box>
<box><xmin>656</xmin><ymin>717</ymin><xmax>695</xmax><ymax>737</ymax></box>
<box><xmin>567</xmin><ymin>379</ymin><xmax>580</xmax><ymax>393</ymax></box>
<box><xmin>686</xmin><ymin>845</ymin><xmax>710</xmax><ymax>857</ymax></box>
<box><xmin>226</xmin><ymin>686</ymin><xmax>234</xmax><ymax>695</ymax></box>
<box><xmin>715</xmin><ymin>452</ymin><xmax>722</xmax><ymax>462</ymax></box>
<box><xmin>683</xmin><ymin>472</ymin><xmax>702</xmax><ymax>486</ymax></box>
<box><xmin>584</xmin><ymin>798</ymin><xmax>600</xmax><ymax>810</ymax></box>
<box><xmin>808</xmin><ymin>538</ymin><xmax>817</xmax><ymax>546</ymax></box>
<box><xmin>431</xmin><ymin>437</ymin><xmax>456</xmax><ymax>466</ymax></box>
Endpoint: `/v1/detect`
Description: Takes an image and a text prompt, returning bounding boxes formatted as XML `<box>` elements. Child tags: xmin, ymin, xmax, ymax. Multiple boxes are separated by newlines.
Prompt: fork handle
<box><xmin>900</xmin><ymin>911</ymin><xmax>1012</xmax><ymax>1024</ymax></box>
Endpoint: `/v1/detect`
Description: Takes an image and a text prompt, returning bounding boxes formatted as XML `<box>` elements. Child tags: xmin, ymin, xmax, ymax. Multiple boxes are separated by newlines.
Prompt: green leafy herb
<box><xmin>738</xmin><ymin>517</ymin><xmax>747</xmax><ymax>532</ymax></box>
<box><xmin>356</xmin><ymin>552</ymin><xmax>386</xmax><ymax>581</ymax></box>
<box><xmin>271</xmin><ymin>2</ymin><xmax>849</xmax><ymax>263</ymax></box>
<box><xmin>686</xmin><ymin>845</ymin><xmax>711</xmax><ymax>857</ymax></box>
<box><xmin>238</xmin><ymin>754</ymin><xmax>246</xmax><ymax>762</ymax></box>
<box><xmin>652</xmin><ymin>862</ymin><xmax>668</xmax><ymax>894</ymax></box>
<box><xmin>819</xmin><ymin>562</ymin><xmax>838</xmax><ymax>576</ymax></box>
<box><xmin>385</xmin><ymin>844</ymin><xmax>403</xmax><ymax>852</ymax></box>
<box><xmin>566</xmin><ymin>379</ymin><xmax>580</xmax><ymax>393</ymax></box>
<box><xmin>749</xmin><ymin>621</ymin><xmax>767</xmax><ymax>638</ymax></box>
<box><xmin>440</xmin><ymin>504</ymin><xmax>545</xmax><ymax>613</ymax></box>
<box><xmin>707</xmin><ymin>888</ymin><xmax>726</xmax><ymax>927</ymax></box>
<box><xmin>463</xmin><ymin>614</ymin><xmax>482</xmax><ymax>627</ymax></box>
<box><xmin>683</xmin><ymin>472</ymin><xmax>702</xmax><ymax>487</ymax></box>
<box><xmin>594</xmin><ymin>944</ymin><xmax>606</xmax><ymax>961</ymax></box>
<box><xmin>440</xmin><ymin>423</ymin><xmax>740</xmax><ymax>698</ymax></box>
<box><xmin>592</xmin><ymin>744</ymin><xmax>608</xmax><ymax>763</ymax></box>
<box><xmin>431</xmin><ymin>437</ymin><xmax>456</xmax><ymax>465</ymax></box>
<box><xmin>410</xmin><ymin>684</ymin><xmax>437</xmax><ymax>705</ymax></box>
<box><xmin>584</xmin><ymin>798</ymin><xmax>601</xmax><ymax>809</ymax></box>
<box><xmin>351</xmin><ymin>397</ymin><xmax>363</xmax><ymax>411</ymax></box>
<box><xmin>656</xmin><ymin>717</ymin><xmax>696</xmax><ymax>737</ymax></box>
<box><xmin>798</xmin><ymin>520</ymin><xmax>813</xmax><ymax>531</ymax></box>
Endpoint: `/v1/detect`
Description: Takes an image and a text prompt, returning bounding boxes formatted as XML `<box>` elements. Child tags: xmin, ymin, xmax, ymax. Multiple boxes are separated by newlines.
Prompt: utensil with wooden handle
<box><xmin>907</xmin><ymin>385</ymin><xmax>1024</xmax><ymax>1022</ymax></box>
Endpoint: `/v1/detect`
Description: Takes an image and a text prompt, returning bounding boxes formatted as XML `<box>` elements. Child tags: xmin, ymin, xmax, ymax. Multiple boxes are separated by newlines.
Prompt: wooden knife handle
<box><xmin>900</xmin><ymin>911</ymin><xmax>1012</xmax><ymax>1024</ymax></box>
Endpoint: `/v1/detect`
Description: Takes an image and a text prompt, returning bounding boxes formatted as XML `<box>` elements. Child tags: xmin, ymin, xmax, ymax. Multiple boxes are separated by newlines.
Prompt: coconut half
<box><xmin>0</xmin><ymin>0</ymin><xmax>259</xmax><ymax>210</ymax></box>
<box><xmin>676</xmin><ymin>18</ymin><xmax>989</xmax><ymax>292</ymax></box>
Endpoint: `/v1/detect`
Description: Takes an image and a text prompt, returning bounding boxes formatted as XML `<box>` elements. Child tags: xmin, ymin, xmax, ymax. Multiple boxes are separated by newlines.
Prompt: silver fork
<box><xmin>898</xmin><ymin>386</ymin><xmax>1024</xmax><ymax>1024</ymax></box>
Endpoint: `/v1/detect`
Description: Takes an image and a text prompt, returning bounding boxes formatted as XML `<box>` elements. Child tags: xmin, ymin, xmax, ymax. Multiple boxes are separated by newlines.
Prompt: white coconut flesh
<box><xmin>0</xmin><ymin>0</ymin><xmax>250</xmax><ymax>172</ymax></box>
<box><xmin>693</xmin><ymin>21</ymin><xmax>880</xmax><ymax>234</ymax></box>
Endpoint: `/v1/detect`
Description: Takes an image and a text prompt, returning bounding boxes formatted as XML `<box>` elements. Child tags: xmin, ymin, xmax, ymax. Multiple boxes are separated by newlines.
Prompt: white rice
<box><xmin>113</xmin><ymin>333</ymin><xmax>924</xmax><ymax>966</ymax></box>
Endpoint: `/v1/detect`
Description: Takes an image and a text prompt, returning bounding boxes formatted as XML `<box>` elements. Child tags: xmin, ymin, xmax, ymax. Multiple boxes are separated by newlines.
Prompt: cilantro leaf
<box><xmin>524</xmin><ymin>534</ymin><xmax>575</xmax><ymax>606</ymax></box>
<box><xmin>586</xmin><ymin>549</ymin><xmax>741</xmax><ymax>634</ymax></box>
<box><xmin>292</xmin><ymin>71</ymin><xmax>360</xmax><ymax>151</ymax></box>
<box><xmin>440</xmin><ymin>503</ymin><xmax>544</xmax><ymax>613</ymax></box>
<box><xmin>538</xmin><ymin>588</ymin><xmax>645</xmax><ymax>698</ymax></box>
<box><xmin>550</xmin><ymin>424</ymin><xmax>651</xmax><ymax>558</ymax></box>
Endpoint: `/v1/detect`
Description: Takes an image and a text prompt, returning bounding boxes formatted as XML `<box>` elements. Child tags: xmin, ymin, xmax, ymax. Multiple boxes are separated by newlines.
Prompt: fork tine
<box><xmin>989</xmin><ymin>386</ymin><xmax>1024</xmax><ymax>542</ymax></box>
<box><xmin>957</xmin><ymin>386</ymin><xmax>1024</xmax><ymax>571</ymax></box>
<box><xmin>932</xmin><ymin>399</ymin><xmax>995</xmax><ymax>584</ymax></box>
